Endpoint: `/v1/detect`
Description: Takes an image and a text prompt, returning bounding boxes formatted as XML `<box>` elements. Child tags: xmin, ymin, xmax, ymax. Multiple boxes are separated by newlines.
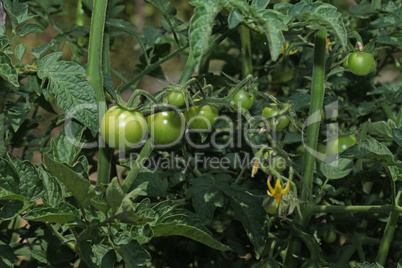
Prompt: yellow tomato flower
<box><xmin>281</xmin><ymin>42</ymin><xmax>298</xmax><ymax>56</ymax></box>
<box><xmin>267</xmin><ymin>178</ymin><xmax>289</xmax><ymax>207</ymax></box>
<box><xmin>326</xmin><ymin>38</ymin><xmax>332</xmax><ymax>52</ymax></box>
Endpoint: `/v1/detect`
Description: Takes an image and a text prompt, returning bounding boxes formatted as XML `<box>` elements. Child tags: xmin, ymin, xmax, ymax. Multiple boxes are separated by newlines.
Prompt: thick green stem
<box><xmin>239</xmin><ymin>25</ymin><xmax>252</xmax><ymax>77</ymax></box>
<box><xmin>86</xmin><ymin>0</ymin><xmax>109</xmax><ymax>186</ymax></box>
<box><xmin>121</xmin><ymin>139</ymin><xmax>153</xmax><ymax>193</ymax></box>
<box><xmin>284</xmin><ymin>29</ymin><xmax>327</xmax><ymax>267</ymax></box>
<box><xmin>313</xmin><ymin>205</ymin><xmax>402</xmax><ymax>214</ymax></box>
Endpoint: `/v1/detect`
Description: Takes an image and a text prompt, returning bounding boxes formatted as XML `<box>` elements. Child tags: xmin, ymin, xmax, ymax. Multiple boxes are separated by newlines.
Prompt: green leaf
<box><xmin>106</xmin><ymin>19</ymin><xmax>147</xmax><ymax>53</ymax></box>
<box><xmin>392</xmin><ymin>128</ymin><xmax>402</xmax><ymax>147</ymax></box>
<box><xmin>28</xmin><ymin>249</ymin><xmax>47</xmax><ymax>264</ymax></box>
<box><xmin>39</xmin><ymin>166</ymin><xmax>62</xmax><ymax>207</ymax></box>
<box><xmin>31</xmin><ymin>39</ymin><xmax>58</xmax><ymax>59</ymax></box>
<box><xmin>386</xmin><ymin>165</ymin><xmax>401</xmax><ymax>182</ymax></box>
<box><xmin>37</xmin><ymin>52</ymin><xmax>98</xmax><ymax>135</ymax></box>
<box><xmin>115</xmin><ymin>236</ymin><xmax>151</xmax><ymax>268</ymax></box>
<box><xmin>340</xmin><ymin>137</ymin><xmax>400</xmax><ymax>166</ymax></box>
<box><xmin>189</xmin><ymin>0</ymin><xmax>225</xmax><ymax>70</ymax></box>
<box><xmin>357</xmin><ymin>101</ymin><xmax>377</xmax><ymax>117</ymax></box>
<box><xmin>2</xmin><ymin>0</ymin><xmax>36</xmax><ymax>28</ymax></box>
<box><xmin>43</xmin><ymin>153</ymin><xmax>95</xmax><ymax>208</ymax></box>
<box><xmin>0</xmin><ymin>158</ymin><xmax>19</xmax><ymax>195</ymax></box>
<box><xmin>0</xmin><ymin>51</ymin><xmax>19</xmax><ymax>87</ymax></box>
<box><xmin>0</xmin><ymin>114</ymin><xmax>6</xmax><ymax>157</ymax></box>
<box><xmin>14</xmin><ymin>43</ymin><xmax>26</xmax><ymax>62</ymax></box>
<box><xmin>257</xmin><ymin>9</ymin><xmax>287</xmax><ymax>61</ymax></box>
<box><xmin>130</xmin><ymin>170</ymin><xmax>168</xmax><ymax>197</ymax></box>
<box><xmin>17</xmin><ymin>23</ymin><xmax>44</xmax><ymax>36</ymax></box>
<box><xmin>0</xmin><ymin>200</ymin><xmax>26</xmax><ymax>220</ymax></box>
<box><xmin>369</xmin><ymin>15</ymin><xmax>402</xmax><ymax>29</ymax></box>
<box><xmin>320</xmin><ymin>158</ymin><xmax>353</xmax><ymax>180</ymax></box>
<box><xmin>79</xmin><ymin>241</ymin><xmax>117</xmax><ymax>268</ymax></box>
<box><xmin>376</xmin><ymin>33</ymin><xmax>402</xmax><ymax>50</ymax></box>
<box><xmin>46</xmin><ymin>120</ymin><xmax>85</xmax><ymax>166</ymax></box>
<box><xmin>252</xmin><ymin>0</ymin><xmax>270</xmax><ymax>9</ymax></box>
<box><xmin>0</xmin><ymin>244</ymin><xmax>16</xmax><ymax>267</ymax></box>
<box><xmin>8</xmin><ymin>154</ymin><xmax>45</xmax><ymax>202</ymax></box>
<box><xmin>106</xmin><ymin>177</ymin><xmax>124</xmax><ymax>213</ymax></box>
<box><xmin>228</xmin><ymin>9</ymin><xmax>243</xmax><ymax>29</ymax></box>
<box><xmin>115</xmin><ymin>188</ymin><xmax>155</xmax><ymax>224</ymax></box>
<box><xmin>226</xmin><ymin>184</ymin><xmax>269</xmax><ymax>258</ymax></box>
<box><xmin>288</xmin><ymin>2</ymin><xmax>347</xmax><ymax>50</ymax></box>
<box><xmin>23</xmin><ymin>202</ymin><xmax>79</xmax><ymax>224</ymax></box>
<box><xmin>5</xmin><ymin>101</ymin><xmax>32</xmax><ymax>132</ymax></box>
<box><xmin>152</xmin><ymin>211</ymin><xmax>230</xmax><ymax>251</ymax></box>
<box><xmin>187</xmin><ymin>173</ymin><xmax>224</xmax><ymax>221</ymax></box>
<box><xmin>368</xmin><ymin>120</ymin><xmax>396</xmax><ymax>140</ymax></box>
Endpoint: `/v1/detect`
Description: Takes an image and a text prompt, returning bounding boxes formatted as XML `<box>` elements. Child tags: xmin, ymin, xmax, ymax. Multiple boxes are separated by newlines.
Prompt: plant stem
<box><xmin>313</xmin><ymin>205</ymin><xmax>402</xmax><ymax>214</ymax></box>
<box><xmin>239</xmin><ymin>25</ymin><xmax>252</xmax><ymax>77</ymax></box>
<box><xmin>86</xmin><ymin>0</ymin><xmax>110</xmax><ymax>186</ymax></box>
<box><xmin>121</xmin><ymin>139</ymin><xmax>153</xmax><ymax>193</ymax></box>
<box><xmin>178</xmin><ymin>54</ymin><xmax>195</xmax><ymax>85</ymax></box>
<box><xmin>47</xmin><ymin>223</ymin><xmax>75</xmax><ymax>251</ymax></box>
<box><xmin>284</xmin><ymin>29</ymin><xmax>327</xmax><ymax>267</ymax></box>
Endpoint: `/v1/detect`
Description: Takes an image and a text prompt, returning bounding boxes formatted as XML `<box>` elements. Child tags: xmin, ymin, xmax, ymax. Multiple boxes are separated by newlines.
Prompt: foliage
<box><xmin>0</xmin><ymin>0</ymin><xmax>401</xmax><ymax>267</ymax></box>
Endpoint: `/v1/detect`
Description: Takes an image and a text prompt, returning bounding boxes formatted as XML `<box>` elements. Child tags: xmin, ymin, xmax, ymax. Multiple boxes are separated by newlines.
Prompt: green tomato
<box><xmin>100</xmin><ymin>106</ymin><xmax>147</xmax><ymax>149</ymax></box>
<box><xmin>263</xmin><ymin>151</ymin><xmax>287</xmax><ymax>173</ymax></box>
<box><xmin>327</xmin><ymin>135</ymin><xmax>357</xmax><ymax>155</ymax></box>
<box><xmin>274</xmin><ymin>65</ymin><xmax>294</xmax><ymax>83</ymax></box>
<box><xmin>229</xmin><ymin>87</ymin><xmax>255</xmax><ymax>110</ymax></box>
<box><xmin>262</xmin><ymin>106</ymin><xmax>290</xmax><ymax>131</ymax></box>
<box><xmin>348</xmin><ymin>51</ymin><xmax>375</xmax><ymax>76</ymax></box>
<box><xmin>147</xmin><ymin>111</ymin><xmax>184</xmax><ymax>145</ymax></box>
<box><xmin>322</xmin><ymin>228</ymin><xmax>337</xmax><ymax>244</ymax></box>
<box><xmin>167</xmin><ymin>90</ymin><xmax>185</xmax><ymax>107</ymax></box>
<box><xmin>262</xmin><ymin>196</ymin><xmax>277</xmax><ymax>214</ymax></box>
<box><xmin>185</xmin><ymin>104</ymin><xmax>219</xmax><ymax>130</ymax></box>
<box><xmin>296</xmin><ymin>143</ymin><xmax>326</xmax><ymax>156</ymax></box>
<box><xmin>343</xmin><ymin>56</ymin><xmax>349</xmax><ymax>69</ymax></box>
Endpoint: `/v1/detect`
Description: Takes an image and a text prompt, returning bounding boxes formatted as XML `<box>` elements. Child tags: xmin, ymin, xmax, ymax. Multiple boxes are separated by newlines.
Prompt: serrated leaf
<box><xmin>43</xmin><ymin>153</ymin><xmax>95</xmax><ymax>208</ymax></box>
<box><xmin>226</xmin><ymin>184</ymin><xmax>269</xmax><ymax>258</ymax></box>
<box><xmin>31</xmin><ymin>39</ymin><xmax>58</xmax><ymax>59</ymax></box>
<box><xmin>115</xmin><ymin>188</ymin><xmax>155</xmax><ymax>224</ymax></box>
<box><xmin>106</xmin><ymin>19</ymin><xmax>147</xmax><ymax>53</ymax></box>
<box><xmin>288</xmin><ymin>2</ymin><xmax>347</xmax><ymax>50</ymax></box>
<box><xmin>23</xmin><ymin>202</ymin><xmax>79</xmax><ymax>224</ymax></box>
<box><xmin>46</xmin><ymin>120</ymin><xmax>85</xmax><ymax>165</ymax></box>
<box><xmin>37</xmin><ymin>52</ymin><xmax>99</xmax><ymax>135</ymax></box>
<box><xmin>106</xmin><ymin>177</ymin><xmax>124</xmax><ymax>213</ymax></box>
<box><xmin>0</xmin><ymin>114</ymin><xmax>5</xmax><ymax>158</ymax></box>
<box><xmin>2</xmin><ymin>0</ymin><xmax>36</xmax><ymax>28</ymax></box>
<box><xmin>376</xmin><ymin>33</ymin><xmax>402</xmax><ymax>50</ymax></box>
<box><xmin>14</xmin><ymin>43</ymin><xmax>25</xmax><ymax>62</ymax></box>
<box><xmin>5</xmin><ymin>101</ymin><xmax>32</xmax><ymax>132</ymax></box>
<box><xmin>39</xmin><ymin>166</ymin><xmax>62</xmax><ymax>207</ymax></box>
<box><xmin>114</xmin><ymin>236</ymin><xmax>151</xmax><ymax>268</ymax></box>
<box><xmin>79</xmin><ymin>242</ymin><xmax>117</xmax><ymax>268</ymax></box>
<box><xmin>368</xmin><ymin>120</ymin><xmax>396</xmax><ymax>140</ymax></box>
<box><xmin>392</xmin><ymin>128</ymin><xmax>402</xmax><ymax>147</ymax></box>
<box><xmin>152</xmin><ymin>211</ymin><xmax>230</xmax><ymax>251</ymax></box>
<box><xmin>28</xmin><ymin>249</ymin><xmax>48</xmax><ymax>264</ymax></box>
<box><xmin>0</xmin><ymin>51</ymin><xmax>19</xmax><ymax>87</ymax></box>
<box><xmin>320</xmin><ymin>158</ymin><xmax>353</xmax><ymax>180</ymax></box>
<box><xmin>387</xmin><ymin>165</ymin><xmax>401</xmax><ymax>182</ymax></box>
<box><xmin>17</xmin><ymin>23</ymin><xmax>44</xmax><ymax>36</ymax></box>
<box><xmin>340</xmin><ymin>137</ymin><xmax>400</xmax><ymax>165</ymax></box>
<box><xmin>369</xmin><ymin>15</ymin><xmax>402</xmax><ymax>29</ymax></box>
<box><xmin>0</xmin><ymin>200</ymin><xmax>27</xmax><ymax>220</ymax></box>
<box><xmin>228</xmin><ymin>9</ymin><xmax>243</xmax><ymax>29</ymax></box>
<box><xmin>187</xmin><ymin>173</ymin><xmax>224</xmax><ymax>221</ymax></box>
<box><xmin>7</xmin><ymin>154</ymin><xmax>45</xmax><ymax>202</ymax></box>
<box><xmin>252</xmin><ymin>0</ymin><xmax>270</xmax><ymax>10</ymax></box>
<box><xmin>0</xmin><ymin>244</ymin><xmax>16</xmax><ymax>267</ymax></box>
<box><xmin>189</xmin><ymin>0</ymin><xmax>225</xmax><ymax>71</ymax></box>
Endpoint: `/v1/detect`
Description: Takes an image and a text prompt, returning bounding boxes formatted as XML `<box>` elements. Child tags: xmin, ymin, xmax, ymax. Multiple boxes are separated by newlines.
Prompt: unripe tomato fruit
<box><xmin>147</xmin><ymin>111</ymin><xmax>184</xmax><ymax>145</ymax></box>
<box><xmin>185</xmin><ymin>104</ymin><xmax>219</xmax><ymax>130</ymax></box>
<box><xmin>262</xmin><ymin>196</ymin><xmax>277</xmax><ymax>214</ymax></box>
<box><xmin>100</xmin><ymin>106</ymin><xmax>147</xmax><ymax>149</ymax></box>
<box><xmin>322</xmin><ymin>228</ymin><xmax>337</xmax><ymax>244</ymax></box>
<box><xmin>229</xmin><ymin>87</ymin><xmax>255</xmax><ymax>110</ymax></box>
<box><xmin>274</xmin><ymin>65</ymin><xmax>294</xmax><ymax>83</ymax></box>
<box><xmin>167</xmin><ymin>90</ymin><xmax>185</xmax><ymax>107</ymax></box>
<box><xmin>348</xmin><ymin>51</ymin><xmax>375</xmax><ymax>76</ymax></box>
<box><xmin>262</xmin><ymin>106</ymin><xmax>290</xmax><ymax>131</ymax></box>
<box><xmin>327</xmin><ymin>135</ymin><xmax>357</xmax><ymax>155</ymax></box>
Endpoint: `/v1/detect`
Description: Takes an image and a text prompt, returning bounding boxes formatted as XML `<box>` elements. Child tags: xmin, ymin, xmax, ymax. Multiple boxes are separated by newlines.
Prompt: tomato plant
<box><xmin>262</xmin><ymin>106</ymin><xmax>290</xmax><ymax>131</ymax></box>
<box><xmin>273</xmin><ymin>65</ymin><xmax>294</xmax><ymax>83</ymax></box>
<box><xmin>147</xmin><ymin>111</ymin><xmax>184</xmax><ymax>145</ymax></box>
<box><xmin>185</xmin><ymin>103</ymin><xmax>219</xmax><ymax>130</ymax></box>
<box><xmin>229</xmin><ymin>87</ymin><xmax>255</xmax><ymax>110</ymax></box>
<box><xmin>100</xmin><ymin>106</ymin><xmax>147</xmax><ymax>148</ymax></box>
<box><xmin>347</xmin><ymin>51</ymin><xmax>375</xmax><ymax>76</ymax></box>
<box><xmin>327</xmin><ymin>135</ymin><xmax>357</xmax><ymax>154</ymax></box>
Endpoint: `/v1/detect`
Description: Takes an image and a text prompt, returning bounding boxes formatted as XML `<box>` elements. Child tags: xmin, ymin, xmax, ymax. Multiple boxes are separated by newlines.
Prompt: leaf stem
<box><xmin>239</xmin><ymin>25</ymin><xmax>252</xmax><ymax>77</ymax></box>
